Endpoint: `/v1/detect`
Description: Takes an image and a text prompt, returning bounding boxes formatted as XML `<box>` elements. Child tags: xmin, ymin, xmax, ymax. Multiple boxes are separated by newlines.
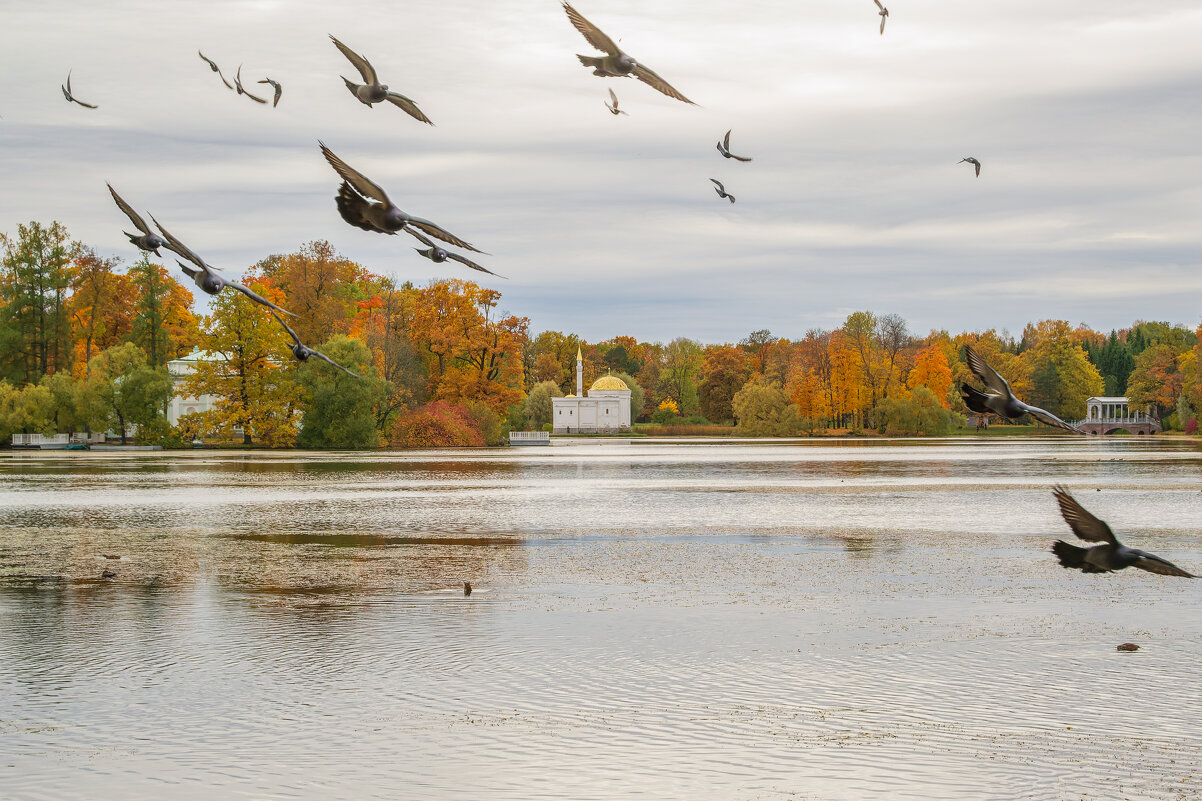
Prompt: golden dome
<box><xmin>590</xmin><ymin>375</ymin><xmax>629</xmax><ymax>392</ymax></box>
<box><xmin>565</xmin><ymin>393</ymin><xmax>576</xmax><ymax>398</ymax></box>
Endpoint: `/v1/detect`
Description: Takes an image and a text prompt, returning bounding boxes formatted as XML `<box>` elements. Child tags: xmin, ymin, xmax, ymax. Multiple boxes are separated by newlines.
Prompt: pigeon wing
<box><xmin>268</xmin><ymin>309</ymin><xmax>304</xmax><ymax>348</ymax></box>
<box><xmin>880</xmin><ymin>15</ymin><xmax>886</xmax><ymax>35</ymax></box>
<box><xmin>710</xmin><ymin>178</ymin><xmax>724</xmax><ymax>191</ymax></box>
<box><xmin>227</xmin><ymin>281</ymin><xmax>296</xmax><ymax>317</ymax></box>
<box><xmin>404</xmin><ymin>216</ymin><xmax>483</xmax><ymax>254</ymax></box>
<box><xmin>1130</xmin><ymin>551</ymin><xmax>1197</xmax><ymax>578</ymax></box>
<box><xmin>199</xmin><ymin>51</ymin><xmax>218</xmax><ymax>70</ymax></box>
<box><xmin>632</xmin><ymin>63</ymin><xmax>696</xmax><ymax>105</ymax></box>
<box><xmin>329</xmin><ymin>35</ymin><xmax>378</xmax><ymax>84</ymax></box>
<box><xmin>384</xmin><ymin>92</ymin><xmax>433</xmax><ymax>124</ymax></box>
<box><xmin>449</xmin><ymin>252</ymin><xmax>505</xmax><ymax>278</ymax></box>
<box><xmin>1024</xmin><ymin>405</ymin><xmax>1084</xmax><ymax>435</ymax></box>
<box><xmin>563</xmin><ymin>2</ymin><xmax>621</xmax><ymax>56</ymax></box>
<box><xmin>107</xmin><ymin>184</ymin><xmax>152</xmax><ymax>235</ymax></box>
<box><xmin>963</xmin><ymin>344</ymin><xmax>1012</xmax><ymax>398</ymax></box>
<box><xmin>873</xmin><ymin>0</ymin><xmax>885</xmax><ymax>10</ymax></box>
<box><xmin>310</xmin><ymin>350</ymin><xmax>363</xmax><ymax>379</ymax></box>
<box><xmin>405</xmin><ymin>228</ymin><xmax>437</xmax><ymax>248</ymax></box>
<box><xmin>319</xmin><ymin>142</ymin><xmax>391</xmax><ymax>205</ymax></box>
<box><xmin>151</xmin><ymin>215</ymin><xmax>208</xmax><ymax>269</ymax></box>
<box><xmin>723</xmin><ymin>130</ymin><xmax>732</xmax><ymax>150</ymax></box>
<box><xmin>1053</xmin><ymin>487</ymin><xmax>1118</xmax><ymax>544</ymax></box>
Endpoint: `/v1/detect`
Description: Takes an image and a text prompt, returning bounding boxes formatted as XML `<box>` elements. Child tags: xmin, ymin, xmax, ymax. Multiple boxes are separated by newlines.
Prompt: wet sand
<box><xmin>1</xmin><ymin>439</ymin><xmax>1201</xmax><ymax>800</ymax></box>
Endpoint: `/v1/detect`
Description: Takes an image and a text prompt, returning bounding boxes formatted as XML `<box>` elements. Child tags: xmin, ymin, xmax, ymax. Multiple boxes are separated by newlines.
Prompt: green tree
<box><xmin>878</xmin><ymin>386</ymin><xmax>959</xmax><ymax>435</ymax></box>
<box><xmin>1021</xmin><ymin>322</ymin><xmax>1104</xmax><ymax>422</ymax></box>
<box><xmin>732</xmin><ymin>380</ymin><xmax>799</xmax><ymax>436</ymax></box>
<box><xmin>699</xmin><ymin>346</ymin><xmax>751</xmax><ymax>424</ymax></box>
<box><xmin>86</xmin><ymin>343</ymin><xmax>172</xmax><ymax>443</ymax></box>
<box><xmin>661</xmin><ymin>337</ymin><xmax>703</xmax><ymax>415</ymax></box>
<box><xmin>129</xmin><ymin>256</ymin><xmax>197</xmax><ymax>367</ymax></box>
<box><xmin>523</xmin><ymin>380</ymin><xmax>563</xmax><ymax>429</ymax></box>
<box><xmin>0</xmin><ymin>221</ymin><xmax>76</xmax><ymax>383</ymax></box>
<box><xmin>40</xmin><ymin>371</ymin><xmax>89</xmax><ymax>433</ymax></box>
<box><xmin>296</xmin><ymin>335</ymin><xmax>386</xmax><ymax>448</ymax></box>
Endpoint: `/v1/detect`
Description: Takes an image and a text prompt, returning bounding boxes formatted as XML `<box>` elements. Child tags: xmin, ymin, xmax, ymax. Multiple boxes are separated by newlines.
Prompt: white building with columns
<box><xmin>552</xmin><ymin>348</ymin><xmax>632</xmax><ymax>433</ymax></box>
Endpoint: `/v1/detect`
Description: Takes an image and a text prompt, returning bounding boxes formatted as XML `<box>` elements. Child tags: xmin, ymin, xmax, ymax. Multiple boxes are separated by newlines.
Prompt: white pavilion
<box><xmin>552</xmin><ymin>348</ymin><xmax>632</xmax><ymax>433</ymax></box>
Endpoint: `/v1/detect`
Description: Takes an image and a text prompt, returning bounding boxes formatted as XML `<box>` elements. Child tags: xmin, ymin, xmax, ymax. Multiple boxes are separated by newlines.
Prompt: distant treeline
<box><xmin>2</xmin><ymin>220</ymin><xmax>1198</xmax><ymax>446</ymax></box>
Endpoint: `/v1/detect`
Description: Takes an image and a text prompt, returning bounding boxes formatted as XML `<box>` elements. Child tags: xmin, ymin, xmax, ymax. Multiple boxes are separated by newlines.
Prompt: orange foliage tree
<box><xmin>410</xmin><ymin>279</ymin><xmax>528</xmax><ymax>413</ymax></box>
<box><xmin>907</xmin><ymin>344</ymin><xmax>953</xmax><ymax>408</ymax></box>
<box><xmin>68</xmin><ymin>249</ymin><xmax>134</xmax><ymax>377</ymax></box>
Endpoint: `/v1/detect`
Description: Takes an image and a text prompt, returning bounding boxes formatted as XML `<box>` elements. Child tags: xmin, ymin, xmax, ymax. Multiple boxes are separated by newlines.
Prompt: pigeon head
<box><xmin>198</xmin><ymin>273</ymin><xmax>223</xmax><ymax>295</ymax></box>
<box><xmin>379</xmin><ymin>84</ymin><xmax>389</xmax><ymax>92</ymax></box>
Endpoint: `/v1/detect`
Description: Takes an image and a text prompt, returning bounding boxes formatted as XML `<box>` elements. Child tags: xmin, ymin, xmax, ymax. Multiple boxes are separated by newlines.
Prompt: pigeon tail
<box><xmin>959</xmin><ymin>383</ymin><xmax>992</xmax><ymax>414</ymax></box>
<box><xmin>576</xmin><ymin>54</ymin><xmax>617</xmax><ymax>76</ymax></box>
<box><xmin>1052</xmin><ymin>540</ymin><xmax>1108</xmax><ymax>573</ymax></box>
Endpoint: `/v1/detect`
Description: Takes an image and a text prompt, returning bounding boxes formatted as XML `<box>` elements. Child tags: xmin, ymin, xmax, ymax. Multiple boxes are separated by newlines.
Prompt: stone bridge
<box><xmin>1072</xmin><ymin>416</ymin><xmax>1161</xmax><ymax>436</ymax></box>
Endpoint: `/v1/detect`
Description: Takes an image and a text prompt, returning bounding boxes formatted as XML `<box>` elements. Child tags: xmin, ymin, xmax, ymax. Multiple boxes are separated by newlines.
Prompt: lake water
<box><xmin>2</xmin><ymin>438</ymin><xmax>1201</xmax><ymax>800</ymax></box>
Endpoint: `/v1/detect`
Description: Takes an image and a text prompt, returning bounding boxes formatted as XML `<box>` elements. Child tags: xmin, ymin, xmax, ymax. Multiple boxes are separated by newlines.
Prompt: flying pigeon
<box><xmin>604</xmin><ymin>87</ymin><xmax>628</xmax><ymax>116</ymax></box>
<box><xmin>874</xmin><ymin>0</ymin><xmax>889</xmax><ymax>35</ymax></box>
<box><xmin>198</xmin><ymin>51</ymin><xmax>234</xmax><ymax>90</ymax></box>
<box><xmin>1051</xmin><ymin>486</ymin><xmax>1197</xmax><ymax>577</ymax></box>
<box><xmin>319</xmin><ymin>141</ymin><xmax>482</xmax><ymax>252</ymax></box>
<box><xmin>61</xmin><ymin>71</ymin><xmax>97</xmax><ymax>109</ymax></box>
<box><xmin>960</xmin><ymin>344</ymin><xmax>1083</xmax><ymax>433</ymax></box>
<box><xmin>106</xmin><ymin>184</ymin><xmax>167</xmax><ymax>256</ymax></box>
<box><xmin>329</xmin><ymin>34</ymin><xmax>432</xmax><ymax>124</ymax></box>
<box><xmin>409</xmin><ymin>229</ymin><xmax>504</xmax><ymax>278</ymax></box>
<box><xmin>959</xmin><ymin>157</ymin><xmax>981</xmax><ymax>177</ymax></box>
<box><xmin>710</xmin><ymin>178</ymin><xmax>735</xmax><ymax>203</ymax></box>
<box><xmin>716</xmin><ymin>130</ymin><xmax>752</xmax><ymax>162</ymax></box>
<box><xmin>563</xmin><ymin>2</ymin><xmax>696</xmax><ymax>106</ymax></box>
<box><xmin>257</xmin><ymin>77</ymin><xmax>283</xmax><ymax>107</ymax></box>
<box><xmin>268</xmin><ymin>310</ymin><xmax>362</xmax><ymax>378</ymax></box>
<box><xmin>234</xmin><ymin>65</ymin><xmax>268</xmax><ymax>104</ymax></box>
<box><xmin>150</xmin><ymin>215</ymin><xmax>295</xmax><ymax>316</ymax></box>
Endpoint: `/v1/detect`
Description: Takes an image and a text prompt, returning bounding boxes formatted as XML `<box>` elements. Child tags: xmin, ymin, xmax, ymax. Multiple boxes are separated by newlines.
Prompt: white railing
<box><xmin>11</xmin><ymin>433</ymin><xmax>70</xmax><ymax>446</ymax></box>
<box><xmin>1071</xmin><ymin>415</ymin><xmax>1159</xmax><ymax>427</ymax></box>
<box><xmin>509</xmin><ymin>431</ymin><xmax>551</xmax><ymax>443</ymax></box>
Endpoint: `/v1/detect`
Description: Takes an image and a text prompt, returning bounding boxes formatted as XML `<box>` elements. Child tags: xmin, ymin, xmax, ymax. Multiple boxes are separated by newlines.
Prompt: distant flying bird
<box><xmin>1051</xmin><ymin>486</ymin><xmax>1197</xmax><ymax>577</ymax></box>
<box><xmin>61</xmin><ymin>71</ymin><xmax>97</xmax><ymax>109</ymax></box>
<box><xmin>268</xmin><ymin>310</ymin><xmax>362</xmax><ymax>378</ymax></box>
<box><xmin>563</xmin><ymin>2</ymin><xmax>696</xmax><ymax>106</ymax></box>
<box><xmin>409</xmin><ymin>229</ymin><xmax>504</xmax><ymax>278</ymax></box>
<box><xmin>198</xmin><ymin>51</ymin><xmax>234</xmax><ymax>90</ymax></box>
<box><xmin>716</xmin><ymin>130</ymin><xmax>752</xmax><ymax>162</ymax></box>
<box><xmin>319</xmin><ymin>141</ymin><xmax>483</xmax><ymax>252</ymax></box>
<box><xmin>329</xmin><ymin>34</ymin><xmax>433</xmax><ymax>124</ymax></box>
<box><xmin>257</xmin><ymin>77</ymin><xmax>283</xmax><ymax>107</ymax></box>
<box><xmin>959</xmin><ymin>157</ymin><xmax>981</xmax><ymax>177</ymax></box>
<box><xmin>604</xmin><ymin>87</ymin><xmax>628</xmax><ymax>115</ymax></box>
<box><xmin>960</xmin><ymin>344</ymin><xmax>1083</xmax><ymax>433</ymax></box>
<box><xmin>710</xmin><ymin>178</ymin><xmax>735</xmax><ymax>203</ymax></box>
<box><xmin>150</xmin><ymin>215</ymin><xmax>296</xmax><ymax>316</ymax></box>
<box><xmin>874</xmin><ymin>0</ymin><xmax>889</xmax><ymax>35</ymax></box>
<box><xmin>106</xmin><ymin>184</ymin><xmax>167</xmax><ymax>256</ymax></box>
<box><xmin>101</xmin><ymin>569</ymin><xmax>117</xmax><ymax>579</ymax></box>
<box><xmin>234</xmin><ymin>65</ymin><xmax>268</xmax><ymax>104</ymax></box>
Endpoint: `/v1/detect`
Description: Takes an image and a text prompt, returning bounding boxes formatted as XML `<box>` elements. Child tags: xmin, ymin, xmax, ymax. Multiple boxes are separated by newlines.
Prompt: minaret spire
<box><xmin>576</xmin><ymin>347</ymin><xmax>583</xmax><ymax>396</ymax></box>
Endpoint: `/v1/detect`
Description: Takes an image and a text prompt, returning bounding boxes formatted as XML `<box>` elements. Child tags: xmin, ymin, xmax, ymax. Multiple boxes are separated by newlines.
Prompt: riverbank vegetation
<box><xmin>3</xmin><ymin>220</ymin><xmax>1200</xmax><ymax>447</ymax></box>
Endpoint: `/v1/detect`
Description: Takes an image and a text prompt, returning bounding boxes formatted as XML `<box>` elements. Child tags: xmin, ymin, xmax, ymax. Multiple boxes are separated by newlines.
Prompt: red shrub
<box><xmin>389</xmin><ymin>402</ymin><xmax>486</xmax><ymax>448</ymax></box>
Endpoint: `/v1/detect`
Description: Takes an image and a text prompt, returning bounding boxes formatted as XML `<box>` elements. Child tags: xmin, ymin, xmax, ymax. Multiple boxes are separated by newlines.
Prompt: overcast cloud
<box><xmin>2</xmin><ymin>0</ymin><xmax>1201</xmax><ymax>342</ymax></box>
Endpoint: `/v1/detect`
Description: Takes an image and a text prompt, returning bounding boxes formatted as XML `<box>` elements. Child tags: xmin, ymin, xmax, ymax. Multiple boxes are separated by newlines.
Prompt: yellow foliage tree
<box><xmin>907</xmin><ymin>344</ymin><xmax>953</xmax><ymax>408</ymax></box>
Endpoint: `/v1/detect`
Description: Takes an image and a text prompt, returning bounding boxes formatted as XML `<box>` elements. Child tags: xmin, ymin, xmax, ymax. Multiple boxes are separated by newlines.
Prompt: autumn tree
<box><xmin>255</xmin><ymin>241</ymin><xmax>368</xmax><ymax>345</ymax></box>
<box><xmin>410</xmin><ymin>280</ymin><xmax>528</xmax><ymax>413</ymax></box>
<box><xmin>698</xmin><ymin>345</ymin><xmax>750</xmax><ymax>423</ymax></box>
<box><xmin>351</xmin><ymin>276</ymin><xmax>427</xmax><ymax>431</ymax></box>
<box><xmin>1126</xmin><ymin>344</ymin><xmax>1188</xmax><ymax>416</ymax></box>
<box><xmin>0</xmin><ymin>221</ymin><xmax>77</xmax><ymax>383</ymax></box>
<box><xmin>184</xmin><ymin>284</ymin><xmax>301</xmax><ymax>446</ymax></box>
<box><xmin>68</xmin><ymin>249</ymin><xmax>134</xmax><ymax>377</ymax></box>
<box><xmin>907</xmin><ymin>344</ymin><xmax>953</xmax><ymax>408</ymax></box>
<box><xmin>1020</xmin><ymin>321</ymin><xmax>1104</xmax><ymax>423</ymax></box>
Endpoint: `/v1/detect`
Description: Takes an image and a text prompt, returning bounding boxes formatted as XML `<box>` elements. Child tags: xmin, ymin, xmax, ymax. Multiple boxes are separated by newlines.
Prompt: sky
<box><xmin>2</xmin><ymin>0</ymin><xmax>1201</xmax><ymax>344</ymax></box>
